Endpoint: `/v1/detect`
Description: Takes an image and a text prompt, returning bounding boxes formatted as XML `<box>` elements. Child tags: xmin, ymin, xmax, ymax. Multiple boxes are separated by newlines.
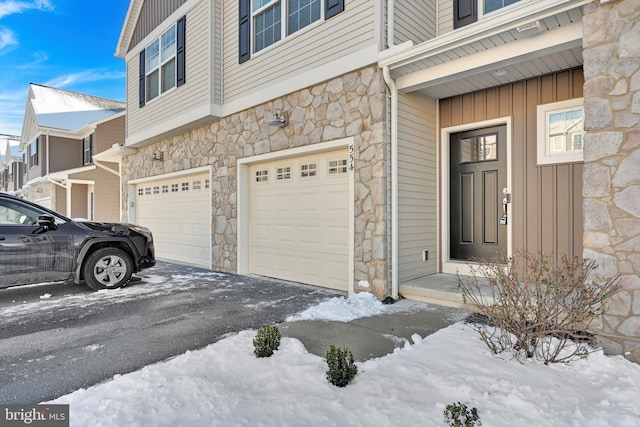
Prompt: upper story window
<box><xmin>29</xmin><ymin>140</ymin><xmax>39</xmax><ymax>168</ymax></box>
<box><xmin>537</xmin><ymin>98</ymin><xmax>584</xmax><ymax>165</ymax></box>
<box><xmin>454</xmin><ymin>0</ymin><xmax>522</xmax><ymax>29</ymax></box>
<box><xmin>139</xmin><ymin>16</ymin><xmax>186</xmax><ymax>108</ymax></box>
<box><xmin>83</xmin><ymin>135</ymin><xmax>93</xmax><ymax>165</ymax></box>
<box><xmin>239</xmin><ymin>0</ymin><xmax>344</xmax><ymax>63</ymax></box>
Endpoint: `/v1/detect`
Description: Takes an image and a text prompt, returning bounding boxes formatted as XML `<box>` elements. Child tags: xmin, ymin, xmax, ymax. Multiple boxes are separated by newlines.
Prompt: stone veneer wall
<box><xmin>22</xmin><ymin>181</ymin><xmax>56</xmax><ymax>208</ymax></box>
<box><xmin>121</xmin><ymin>66</ymin><xmax>390</xmax><ymax>296</ymax></box>
<box><xmin>582</xmin><ymin>0</ymin><xmax>640</xmax><ymax>362</ymax></box>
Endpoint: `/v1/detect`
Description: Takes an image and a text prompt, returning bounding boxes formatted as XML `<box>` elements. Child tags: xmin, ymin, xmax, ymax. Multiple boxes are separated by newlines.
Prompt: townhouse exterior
<box><xmin>0</xmin><ymin>134</ymin><xmax>24</xmax><ymax>194</ymax></box>
<box><xmin>116</xmin><ymin>0</ymin><xmax>640</xmax><ymax>362</ymax></box>
<box><xmin>20</xmin><ymin>84</ymin><xmax>125</xmax><ymax>222</ymax></box>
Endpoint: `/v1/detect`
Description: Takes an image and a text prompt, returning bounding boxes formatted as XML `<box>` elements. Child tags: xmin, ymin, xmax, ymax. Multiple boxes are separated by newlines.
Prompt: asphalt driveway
<box><xmin>0</xmin><ymin>261</ymin><xmax>342</xmax><ymax>404</ymax></box>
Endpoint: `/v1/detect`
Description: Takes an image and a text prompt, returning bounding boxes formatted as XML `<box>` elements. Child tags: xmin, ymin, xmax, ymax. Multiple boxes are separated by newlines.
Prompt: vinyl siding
<box><xmin>49</xmin><ymin>137</ymin><xmax>82</xmax><ymax>173</ymax></box>
<box><xmin>69</xmin><ymin>167</ymin><xmax>120</xmax><ymax>222</ymax></box>
<box><xmin>70</xmin><ymin>184</ymin><xmax>88</xmax><ymax>219</ymax></box>
<box><xmin>398</xmin><ymin>92</ymin><xmax>438</xmax><ymax>282</ymax></box>
<box><xmin>94</xmin><ymin>115</ymin><xmax>125</xmax><ymax>154</ymax></box>
<box><xmin>394</xmin><ymin>2</ymin><xmax>436</xmax><ymax>44</ymax></box>
<box><xmin>440</xmin><ymin>68</ymin><xmax>584</xmax><ymax>260</ymax></box>
<box><xmin>129</xmin><ymin>0</ymin><xmax>189</xmax><ymax>50</ymax></box>
<box><xmin>126</xmin><ymin>0</ymin><xmax>213</xmax><ymax>141</ymax></box>
<box><xmin>438</xmin><ymin>0</ymin><xmax>454</xmax><ymax>36</ymax></box>
<box><xmin>223</xmin><ymin>0</ymin><xmax>378</xmax><ymax>103</ymax></box>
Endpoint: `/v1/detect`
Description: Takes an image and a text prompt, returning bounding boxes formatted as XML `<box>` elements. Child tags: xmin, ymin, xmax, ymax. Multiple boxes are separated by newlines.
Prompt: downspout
<box><xmin>383</xmin><ymin>0</ymin><xmax>399</xmax><ymax>300</ymax></box>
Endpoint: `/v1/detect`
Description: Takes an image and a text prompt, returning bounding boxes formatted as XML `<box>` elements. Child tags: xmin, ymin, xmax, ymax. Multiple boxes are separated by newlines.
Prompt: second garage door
<box><xmin>249</xmin><ymin>150</ymin><xmax>349</xmax><ymax>291</ymax></box>
<box><xmin>135</xmin><ymin>172</ymin><xmax>211</xmax><ymax>268</ymax></box>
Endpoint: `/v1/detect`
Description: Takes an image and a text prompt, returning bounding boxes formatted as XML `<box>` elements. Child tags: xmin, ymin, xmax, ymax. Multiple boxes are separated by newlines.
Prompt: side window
<box><xmin>536</xmin><ymin>98</ymin><xmax>584</xmax><ymax>165</ymax></box>
<box><xmin>139</xmin><ymin>16</ymin><xmax>186</xmax><ymax>107</ymax></box>
<box><xmin>239</xmin><ymin>0</ymin><xmax>344</xmax><ymax>63</ymax></box>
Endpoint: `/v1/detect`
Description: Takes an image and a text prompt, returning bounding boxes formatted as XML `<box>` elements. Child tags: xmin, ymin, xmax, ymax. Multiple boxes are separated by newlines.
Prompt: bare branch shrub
<box><xmin>457</xmin><ymin>251</ymin><xmax>619</xmax><ymax>363</ymax></box>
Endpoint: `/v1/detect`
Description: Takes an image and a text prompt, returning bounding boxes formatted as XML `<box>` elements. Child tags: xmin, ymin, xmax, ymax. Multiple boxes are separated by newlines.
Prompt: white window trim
<box><xmin>478</xmin><ymin>0</ymin><xmax>523</xmax><ymax>20</ymax></box>
<box><xmin>536</xmin><ymin>98</ymin><xmax>584</xmax><ymax>166</ymax></box>
<box><xmin>144</xmin><ymin>23</ymin><xmax>178</xmax><ymax>103</ymax></box>
<box><xmin>251</xmin><ymin>0</ymin><xmax>324</xmax><ymax>56</ymax></box>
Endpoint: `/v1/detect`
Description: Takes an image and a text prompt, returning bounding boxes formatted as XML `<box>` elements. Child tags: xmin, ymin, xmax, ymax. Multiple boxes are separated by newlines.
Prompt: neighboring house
<box><xmin>115</xmin><ymin>0</ymin><xmax>639</xmax><ymax>362</ymax></box>
<box><xmin>19</xmin><ymin>84</ymin><xmax>125</xmax><ymax>221</ymax></box>
<box><xmin>0</xmin><ymin>136</ymin><xmax>25</xmax><ymax>194</ymax></box>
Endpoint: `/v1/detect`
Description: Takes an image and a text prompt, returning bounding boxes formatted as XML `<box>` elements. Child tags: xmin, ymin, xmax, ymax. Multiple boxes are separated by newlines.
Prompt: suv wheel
<box><xmin>84</xmin><ymin>248</ymin><xmax>133</xmax><ymax>290</ymax></box>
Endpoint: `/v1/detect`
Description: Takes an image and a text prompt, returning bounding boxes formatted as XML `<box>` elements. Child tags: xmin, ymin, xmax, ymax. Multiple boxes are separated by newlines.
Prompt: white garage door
<box><xmin>135</xmin><ymin>172</ymin><xmax>211</xmax><ymax>268</ymax></box>
<box><xmin>249</xmin><ymin>149</ymin><xmax>349</xmax><ymax>291</ymax></box>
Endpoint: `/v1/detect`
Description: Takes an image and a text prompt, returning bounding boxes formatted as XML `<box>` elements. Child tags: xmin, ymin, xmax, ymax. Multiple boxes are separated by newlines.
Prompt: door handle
<box><xmin>0</xmin><ymin>236</ymin><xmax>5</xmax><ymax>240</ymax></box>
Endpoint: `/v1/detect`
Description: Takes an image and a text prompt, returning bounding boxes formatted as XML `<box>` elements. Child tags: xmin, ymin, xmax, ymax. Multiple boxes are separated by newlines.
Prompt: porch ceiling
<box><xmin>381</xmin><ymin>0</ymin><xmax>586</xmax><ymax>100</ymax></box>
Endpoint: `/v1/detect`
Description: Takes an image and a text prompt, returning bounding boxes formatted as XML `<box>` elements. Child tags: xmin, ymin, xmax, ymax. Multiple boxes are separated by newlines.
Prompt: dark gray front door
<box><xmin>450</xmin><ymin>125</ymin><xmax>507</xmax><ymax>260</ymax></box>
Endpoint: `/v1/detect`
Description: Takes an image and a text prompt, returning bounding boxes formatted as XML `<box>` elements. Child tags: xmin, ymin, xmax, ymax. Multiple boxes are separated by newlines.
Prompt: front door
<box><xmin>450</xmin><ymin>125</ymin><xmax>507</xmax><ymax>260</ymax></box>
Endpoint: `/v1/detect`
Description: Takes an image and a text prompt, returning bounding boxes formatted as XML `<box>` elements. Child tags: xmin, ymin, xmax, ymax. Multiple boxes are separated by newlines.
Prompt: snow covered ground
<box><xmin>48</xmin><ymin>294</ymin><xmax>640</xmax><ymax>427</ymax></box>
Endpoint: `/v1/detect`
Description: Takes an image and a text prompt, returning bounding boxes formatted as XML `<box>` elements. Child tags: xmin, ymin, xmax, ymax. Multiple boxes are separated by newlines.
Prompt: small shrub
<box><xmin>443</xmin><ymin>402</ymin><xmax>481</xmax><ymax>427</ymax></box>
<box><xmin>458</xmin><ymin>251</ymin><xmax>619</xmax><ymax>363</ymax></box>
<box><xmin>325</xmin><ymin>345</ymin><xmax>358</xmax><ymax>387</ymax></box>
<box><xmin>253</xmin><ymin>325</ymin><xmax>281</xmax><ymax>358</ymax></box>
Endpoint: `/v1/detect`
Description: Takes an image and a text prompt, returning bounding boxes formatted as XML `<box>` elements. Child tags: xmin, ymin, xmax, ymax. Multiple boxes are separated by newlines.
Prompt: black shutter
<box><xmin>325</xmin><ymin>0</ymin><xmax>344</xmax><ymax>19</ymax></box>
<box><xmin>453</xmin><ymin>0</ymin><xmax>477</xmax><ymax>29</ymax></box>
<box><xmin>139</xmin><ymin>50</ymin><xmax>145</xmax><ymax>108</ymax></box>
<box><xmin>239</xmin><ymin>0</ymin><xmax>250</xmax><ymax>63</ymax></box>
<box><xmin>177</xmin><ymin>16</ymin><xmax>186</xmax><ymax>87</ymax></box>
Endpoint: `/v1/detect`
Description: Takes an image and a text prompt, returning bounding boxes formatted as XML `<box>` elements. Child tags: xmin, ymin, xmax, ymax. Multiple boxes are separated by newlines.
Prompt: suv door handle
<box><xmin>0</xmin><ymin>237</ymin><xmax>5</xmax><ymax>240</ymax></box>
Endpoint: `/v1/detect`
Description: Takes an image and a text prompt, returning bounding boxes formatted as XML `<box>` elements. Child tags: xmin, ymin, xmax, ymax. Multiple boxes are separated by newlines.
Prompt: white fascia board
<box><xmin>93</xmin><ymin>143</ymin><xmax>137</xmax><ymax>163</ymax></box>
<box><xmin>396</xmin><ymin>22</ymin><xmax>582</xmax><ymax>92</ymax></box>
<box><xmin>379</xmin><ymin>0</ymin><xmax>590</xmax><ymax>69</ymax></box>
<box><xmin>221</xmin><ymin>44</ymin><xmax>379</xmax><ymax>118</ymax></box>
<box><xmin>115</xmin><ymin>0</ymin><xmax>143</xmax><ymax>58</ymax></box>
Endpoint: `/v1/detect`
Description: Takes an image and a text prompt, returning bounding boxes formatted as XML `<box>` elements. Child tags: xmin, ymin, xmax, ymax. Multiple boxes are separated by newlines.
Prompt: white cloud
<box><xmin>16</xmin><ymin>50</ymin><xmax>49</xmax><ymax>68</ymax></box>
<box><xmin>0</xmin><ymin>27</ymin><xmax>17</xmax><ymax>50</ymax></box>
<box><xmin>43</xmin><ymin>70</ymin><xmax>125</xmax><ymax>88</ymax></box>
<box><xmin>0</xmin><ymin>0</ymin><xmax>53</xmax><ymax>19</ymax></box>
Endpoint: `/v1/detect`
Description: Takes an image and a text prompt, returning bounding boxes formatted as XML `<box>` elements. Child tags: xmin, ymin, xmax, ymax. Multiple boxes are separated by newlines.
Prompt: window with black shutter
<box><xmin>239</xmin><ymin>0</ymin><xmax>344</xmax><ymax>63</ymax></box>
<box><xmin>454</xmin><ymin>0</ymin><xmax>477</xmax><ymax>29</ymax></box>
<box><xmin>138</xmin><ymin>16</ymin><xmax>186</xmax><ymax>107</ymax></box>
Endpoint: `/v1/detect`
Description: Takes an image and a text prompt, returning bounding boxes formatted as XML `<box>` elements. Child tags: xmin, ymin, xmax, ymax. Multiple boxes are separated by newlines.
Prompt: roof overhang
<box><xmin>49</xmin><ymin>165</ymin><xmax>96</xmax><ymax>181</ymax></box>
<box><xmin>379</xmin><ymin>0</ymin><xmax>589</xmax><ymax>99</ymax></box>
<box><xmin>93</xmin><ymin>143</ymin><xmax>137</xmax><ymax>163</ymax></box>
<box><xmin>115</xmin><ymin>0</ymin><xmax>144</xmax><ymax>58</ymax></box>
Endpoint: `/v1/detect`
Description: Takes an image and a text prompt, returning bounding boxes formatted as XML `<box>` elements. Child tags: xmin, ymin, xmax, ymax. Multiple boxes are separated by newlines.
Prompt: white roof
<box><xmin>29</xmin><ymin>84</ymin><xmax>125</xmax><ymax>132</ymax></box>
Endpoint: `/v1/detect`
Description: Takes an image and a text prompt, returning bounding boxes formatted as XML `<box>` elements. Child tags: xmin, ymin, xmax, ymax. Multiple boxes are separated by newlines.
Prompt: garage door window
<box><xmin>171</xmin><ymin>184</ymin><xmax>178</xmax><ymax>192</ymax></box>
<box><xmin>182</xmin><ymin>182</ymin><xmax>189</xmax><ymax>191</ymax></box>
<box><xmin>301</xmin><ymin>162</ymin><xmax>316</xmax><ymax>178</ymax></box>
<box><xmin>329</xmin><ymin>159</ymin><xmax>347</xmax><ymax>175</ymax></box>
<box><xmin>256</xmin><ymin>170</ymin><xmax>269</xmax><ymax>182</ymax></box>
<box><xmin>138</xmin><ymin>188</ymin><xmax>144</xmax><ymax>196</ymax></box>
<box><xmin>162</xmin><ymin>185</ymin><xmax>169</xmax><ymax>193</ymax></box>
<box><xmin>193</xmin><ymin>180</ymin><xmax>201</xmax><ymax>190</ymax></box>
<box><xmin>276</xmin><ymin>166</ymin><xmax>292</xmax><ymax>181</ymax></box>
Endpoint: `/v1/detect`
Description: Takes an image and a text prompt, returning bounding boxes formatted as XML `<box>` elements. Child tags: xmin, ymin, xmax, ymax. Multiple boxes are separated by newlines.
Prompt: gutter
<box><xmin>382</xmin><ymin>0</ymin><xmax>399</xmax><ymax>300</ymax></box>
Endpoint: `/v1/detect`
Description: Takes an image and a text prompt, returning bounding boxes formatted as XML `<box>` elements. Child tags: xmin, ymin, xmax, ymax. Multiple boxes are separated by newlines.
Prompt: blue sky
<box><xmin>0</xmin><ymin>0</ymin><xmax>130</xmax><ymax>136</ymax></box>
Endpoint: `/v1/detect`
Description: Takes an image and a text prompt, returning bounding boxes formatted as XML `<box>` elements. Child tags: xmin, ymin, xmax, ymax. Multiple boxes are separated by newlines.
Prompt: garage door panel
<box><xmin>249</xmin><ymin>149</ymin><xmax>349</xmax><ymax>290</ymax></box>
<box><xmin>135</xmin><ymin>172</ymin><xmax>211</xmax><ymax>268</ymax></box>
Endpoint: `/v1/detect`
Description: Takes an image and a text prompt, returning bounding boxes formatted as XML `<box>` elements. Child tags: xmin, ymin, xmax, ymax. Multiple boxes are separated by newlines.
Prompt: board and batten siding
<box><xmin>222</xmin><ymin>0</ymin><xmax>377</xmax><ymax>103</ymax></box>
<box><xmin>398</xmin><ymin>92</ymin><xmax>438</xmax><ymax>282</ymax></box>
<box><xmin>129</xmin><ymin>0</ymin><xmax>189</xmax><ymax>50</ymax></box>
<box><xmin>394</xmin><ymin>2</ymin><xmax>436</xmax><ymax>45</ymax></box>
<box><xmin>440</xmin><ymin>68</ymin><xmax>585</xmax><ymax>260</ymax></box>
<box><xmin>126</xmin><ymin>0</ymin><xmax>213</xmax><ymax>141</ymax></box>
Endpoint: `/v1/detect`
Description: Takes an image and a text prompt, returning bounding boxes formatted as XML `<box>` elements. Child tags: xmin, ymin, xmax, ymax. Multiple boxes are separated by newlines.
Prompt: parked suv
<box><xmin>0</xmin><ymin>192</ymin><xmax>155</xmax><ymax>290</ymax></box>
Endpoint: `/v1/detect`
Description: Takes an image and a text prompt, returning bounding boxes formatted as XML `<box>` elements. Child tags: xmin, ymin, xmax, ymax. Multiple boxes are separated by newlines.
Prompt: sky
<box><xmin>42</xmin><ymin>286</ymin><xmax>640</xmax><ymax>427</ymax></box>
<box><xmin>0</xmin><ymin>0</ymin><xmax>130</xmax><ymax>137</ymax></box>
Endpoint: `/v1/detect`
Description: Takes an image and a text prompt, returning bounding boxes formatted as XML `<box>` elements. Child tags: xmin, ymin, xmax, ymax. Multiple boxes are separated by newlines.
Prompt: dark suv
<box><xmin>0</xmin><ymin>192</ymin><xmax>155</xmax><ymax>290</ymax></box>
